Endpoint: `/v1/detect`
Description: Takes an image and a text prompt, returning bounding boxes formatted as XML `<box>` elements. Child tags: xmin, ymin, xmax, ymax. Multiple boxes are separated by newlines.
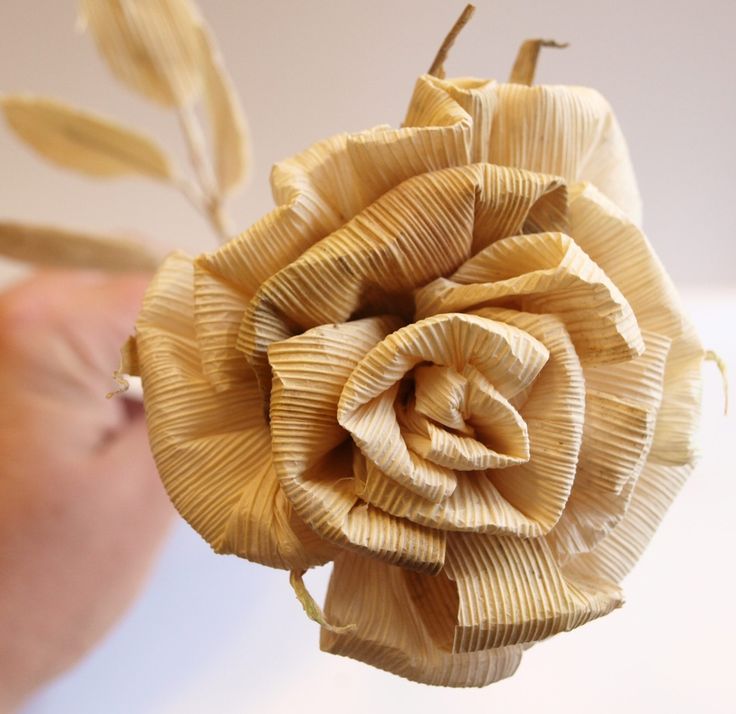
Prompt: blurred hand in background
<box><xmin>0</xmin><ymin>271</ymin><xmax>173</xmax><ymax>712</ymax></box>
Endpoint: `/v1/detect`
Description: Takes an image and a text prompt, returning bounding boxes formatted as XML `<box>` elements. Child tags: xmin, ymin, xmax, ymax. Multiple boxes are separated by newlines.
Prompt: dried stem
<box><xmin>176</xmin><ymin>103</ymin><xmax>233</xmax><ymax>243</ymax></box>
<box><xmin>509</xmin><ymin>39</ymin><xmax>569</xmax><ymax>85</ymax></box>
<box><xmin>428</xmin><ymin>4</ymin><xmax>476</xmax><ymax>79</ymax></box>
<box><xmin>705</xmin><ymin>349</ymin><xmax>729</xmax><ymax>415</ymax></box>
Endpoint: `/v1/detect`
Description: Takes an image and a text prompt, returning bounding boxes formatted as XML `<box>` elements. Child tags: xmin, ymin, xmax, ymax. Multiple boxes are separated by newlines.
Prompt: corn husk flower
<box><xmin>125</xmin><ymin>64</ymin><xmax>705</xmax><ymax>686</ymax></box>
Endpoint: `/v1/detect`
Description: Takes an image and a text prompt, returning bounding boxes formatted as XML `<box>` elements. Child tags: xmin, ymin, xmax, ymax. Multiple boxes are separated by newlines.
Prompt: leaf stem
<box><xmin>428</xmin><ymin>4</ymin><xmax>476</xmax><ymax>79</ymax></box>
<box><xmin>176</xmin><ymin>103</ymin><xmax>233</xmax><ymax>243</ymax></box>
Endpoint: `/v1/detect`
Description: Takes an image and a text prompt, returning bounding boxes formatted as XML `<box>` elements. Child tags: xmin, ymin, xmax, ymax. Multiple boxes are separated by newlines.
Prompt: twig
<box><xmin>176</xmin><ymin>103</ymin><xmax>233</xmax><ymax>243</ymax></box>
<box><xmin>428</xmin><ymin>4</ymin><xmax>476</xmax><ymax>79</ymax></box>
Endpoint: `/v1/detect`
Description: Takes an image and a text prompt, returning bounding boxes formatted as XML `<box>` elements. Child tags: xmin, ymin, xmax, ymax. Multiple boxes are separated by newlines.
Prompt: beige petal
<box><xmin>416</xmin><ymin>231</ymin><xmax>644</xmax><ymax>365</ymax></box>
<box><xmin>572</xmin><ymin>461</ymin><xmax>694</xmax><ymax>582</ymax></box>
<box><xmin>445</xmin><ymin>532</ymin><xmax>622</xmax><ymax>652</ymax></box>
<box><xmin>0</xmin><ymin>220</ymin><xmax>158</xmax><ymax>271</ymax></box>
<box><xmin>338</xmin><ymin>313</ymin><xmax>549</xmax><ymax>501</ymax></box>
<box><xmin>136</xmin><ymin>252</ymin><xmax>333</xmax><ymax>569</ymax></box>
<box><xmin>471</xmin><ymin>308</ymin><xmax>586</xmax><ymax>533</ymax></box>
<box><xmin>321</xmin><ymin>551</ymin><xmax>524</xmax><ymax>687</ymax></box>
<box><xmin>239</xmin><ymin>164</ymin><xmax>566</xmax><ymax>397</ymax></box>
<box><xmin>569</xmin><ymin>183</ymin><xmax>704</xmax><ymax>466</ymax></box>
<box><xmin>268</xmin><ymin>318</ymin><xmax>445</xmax><ymax>573</ymax></box>
<box><xmin>197</xmin><ymin>25</ymin><xmax>249</xmax><ymax>193</ymax></box>
<box><xmin>355</xmin><ymin>455</ymin><xmax>546</xmax><ymax>537</ymax></box>
<box><xmin>548</xmin><ymin>330</ymin><xmax>671</xmax><ymax>562</ymax></box>
<box><xmin>1</xmin><ymin>95</ymin><xmax>173</xmax><ymax>180</ymax></box>
<box><xmin>79</xmin><ymin>0</ymin><xmax>204</xmax><ymax>106</ymax></box>
<box><xmin>403</xmin><ymin>76</ymin><xmax>642</xmax><ymax>222</ymax></box>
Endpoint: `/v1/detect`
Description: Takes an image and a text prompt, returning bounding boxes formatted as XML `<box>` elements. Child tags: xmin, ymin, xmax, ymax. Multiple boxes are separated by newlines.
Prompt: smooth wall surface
<box><xmin>1</xmin><ymin>0</ymin><xmax>735</xmax><ymax>285</ymax></box>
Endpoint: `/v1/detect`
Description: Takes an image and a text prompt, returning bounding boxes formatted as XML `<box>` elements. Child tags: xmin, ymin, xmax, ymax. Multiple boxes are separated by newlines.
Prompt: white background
<box><xmin>0</xmin><ymin>1</ymin><xmax>734</xmax><ymax>712</ymax></box>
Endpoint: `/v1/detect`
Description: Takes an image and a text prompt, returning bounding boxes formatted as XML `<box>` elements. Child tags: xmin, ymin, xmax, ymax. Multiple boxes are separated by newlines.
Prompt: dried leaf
<box><xmin>198</xmin><ymin>26</ymin><xmax>249</xmax><ymax>193</ymax></box>
<box><xmin>509</xmin><ymin>39</ymin><xmax>568</xmax><ymax>85</ymax></box>
<box><xmin>78</xmin><ymin>0</ymin><xmax>204</xmax><ymax>107</ymax></box>
<box><xmin>1</xmin><ymin>95</ymin><xmax>173</xmax><ymax>180</ymax></box>
<box><xmin>0</xmin><ymin>220</ymin><xmax>159</xmax><ymax>271</ymax></box>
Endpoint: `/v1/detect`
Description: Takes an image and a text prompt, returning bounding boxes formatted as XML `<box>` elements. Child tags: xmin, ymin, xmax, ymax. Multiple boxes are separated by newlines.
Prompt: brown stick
<box><xmin>428</xmin><ymin>4</ymin><xmax>476</xmax><ymax>79</ymax></box>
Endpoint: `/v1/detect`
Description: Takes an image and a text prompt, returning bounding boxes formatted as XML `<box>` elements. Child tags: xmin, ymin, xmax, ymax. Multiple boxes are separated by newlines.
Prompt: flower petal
<box><xmin>135</xmin><ymin>253</ymin><xmax>332</xmax><ymax>569</ymax></box>
<box><xmin>404</xmin><ymin>76</ymin><xmax>641</xmax><ymax>221</ymax></box>
<box><xmin>445</xmin><ymin>532</ymin><xmax>622</xmax><ymax>652</ymax></box>
<box><xmin>568</xmin><ymin>183</ymin><xmax>704</xmax><ymax>467</ymax></box>
<box><xmin>321</xmin><ymin>551</ymin><xmax>524</xmax><ymax>687</ymax></box>
<box><xmin>338</xmin><ymin>313</ymin><xmax>549</xmax><ymax>501</ymax></box>
<box><xmin>268</xmin><ymin>317</ymin><xmax>446</xmax><ymax>573</ymax></box>
<box><xmin>239</xmin><ymin>163</ymin><xmax>566</xmax><ymax>398</ymax></box>
<box><xmin>471</xmin><ymin>308</ymin><xmax>586</xmax><ymax>533</ymax></box>
<box><xmin>547</xmin><ymin>330</ymin><xmax>671</xmax><ymax>562</ymax></box>
<box><xmin>416</xmin><ymin>231</ymin><xmax>644</xmax><ymax>364</ymax></box>
<box><xmin>572</xmin><ymin>461</ymin><xmax>694</xmax><ymax>582</ymax></box>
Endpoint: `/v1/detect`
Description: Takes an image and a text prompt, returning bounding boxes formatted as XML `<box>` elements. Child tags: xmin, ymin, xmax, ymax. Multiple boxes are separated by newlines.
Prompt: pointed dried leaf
<box><xmin>0</xmin><ymin>220</ymin><xmax>159</xmax><ymax>271</ymax></box>
<box><xmin>79</xmin><ymin>0</ymin><xmax>204</xmax><ymax>106</ymax></box>
<box><xmin>198</xmin><ymin>26</ymin><xmax>249</xmax><ymax>193</ymax></box>
<box><xmin>1</xmin><ymin>95</ymin><xmax>173</xmax><ymax>180</ymax></box>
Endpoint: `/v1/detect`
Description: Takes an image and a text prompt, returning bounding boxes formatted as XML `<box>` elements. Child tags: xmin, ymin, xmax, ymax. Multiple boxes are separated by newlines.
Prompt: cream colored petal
<box><xmin>338</xmin><ymin>313</ymin><xmax>549</xmax><ymax>501</ymax></box>
<box><xmin>192</xmin><ymin>260</ymin><xmax>251</xmax><ymax>390</ymax></box>
<box><xmin>355</xmin><ymin>455</ymin><xmax>545</xmax><ymax>537</ymax></box>
<box><xmin>569</xmin><ymin>183</ymin><xmax>704</xmax><ymax>466</ymax></box>
<box><xmin>416</xmin><ymin>231</ymin><xmax>644</xmax><ymax>365</ymax></box>
<box><xmin>79</xmin><ymin>0</ymin><xmax>204</xmax><ymax>106</ymax></box>
<box><xmin>548</xmin><ymin>330</ymin><xmax>671</xmax><ymax>562</ymax></box>
<box><xmin>321</xmin><ymin>551</ymin><xmax>524</xmax><ymax>687</ymax></box>
<box><xmin>490</xmin><ymin>84</ymin><xmax>641</xmax><ymax>222</ymax></box>
<box><xmin>239</xmin><ymin>164</ymin><xmax>565</xmax><ymax>397</ymax></box>
<box><xmin>1</xmin><ymin>95</ymin><xmax>173</xmax><ymax>180</ymax></box>
<box><xmin>136</xmin><ymin>252</ymin><xmax>333</xmax><ymax>569</ymax></box>
<box><xmin>445</xmin><ymin>532</ymin><xmax>622</xmax><ymax>652</ymax></box>
<box><xmin>268</xmin><ymin>317</ymin><xmax>445</xmax><ymax>573</ymax></box>
<box><xmin>0</xmin><ymin>220</ymin><xmax>158</xmax><ymax>272</ymax></box>
<box><xmin>471</xmin><ymin>308</ymin><xmax>586</xmax><ymax>533</ymax></box>
<box><xmin>572</xmin><ymin>461</ymin><xmax>694</xmax><ymax>582</ymax></box>
<box><xmin>197</xmin><ymin>24</ymin><xmax>249</xmax><ymax>193</ymax></box>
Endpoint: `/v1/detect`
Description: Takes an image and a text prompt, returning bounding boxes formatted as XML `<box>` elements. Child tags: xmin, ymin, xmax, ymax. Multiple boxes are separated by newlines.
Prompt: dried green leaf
<box><xmin>0</xmin><ymin>220</ymin><xmax>160</xmax><ymax>271</ymax></box>
<box><xmin>78</xmin><ymin>0</ymin><xmax>204</xmax><ymax>107</ymax></box>
<box><xmin>1</xmin><ymin>95</ymin><xmax>174</xmax><ymax>180</ymax></box>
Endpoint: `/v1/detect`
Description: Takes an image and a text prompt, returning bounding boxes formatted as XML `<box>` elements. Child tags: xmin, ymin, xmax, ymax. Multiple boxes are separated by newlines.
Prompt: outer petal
<box><xmin>135</xmin><ymin>253</ymin><xmax>334</xmax><ymax>569</ymax></box>
<box><xmin>240</xmin><ymin>163</ymin><xmax>567</xmax><ymax>397</ymax></box>
<box><xmin>268</xmin><ymin>317</ymin><xmax>446</xmax><ymax>574</ymax></box>
<box><xmin>445</xmin><ymin>532</ymin><xmax>623</xmax><ymax>652</ymax></box>
<box><xmin>404</xmin><ymin>76</ymin><xmax>642</xmax><ymax>222</ymax></box>
<box><xmin>569</xmin><ymin>182</ymin><xmax>704</xmax><ymax>466</ymax></box>
<box><xmin>321</xmin><ymin>551</ymin><xmax>524</xmax><ymax>687</ymax></box>
<box><xmin>546</xmin><ymin>330</ymin><xmax>671</xmax><ymax>562</ymax></box>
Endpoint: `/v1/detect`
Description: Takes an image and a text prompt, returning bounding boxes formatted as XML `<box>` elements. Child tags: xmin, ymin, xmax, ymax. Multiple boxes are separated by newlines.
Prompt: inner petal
<box><xmin>404</xmin><ymin>366</ymin><xmax>530</xmax><ymax>471</ymax></box>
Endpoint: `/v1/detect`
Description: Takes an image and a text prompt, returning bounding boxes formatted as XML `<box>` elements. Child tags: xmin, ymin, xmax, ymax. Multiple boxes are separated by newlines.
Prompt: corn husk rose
<box><xmin>123</xmin><ymin>45</ymin><xmax>707</xmax><ymax>685</ymax></box>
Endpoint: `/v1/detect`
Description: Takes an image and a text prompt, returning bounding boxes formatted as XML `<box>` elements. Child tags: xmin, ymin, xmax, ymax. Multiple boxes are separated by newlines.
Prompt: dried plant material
<box><xmin>427</xmin><ymin>4</ymin><xmax>476</xmax><ymax>79</ymax></box>
<box><xmin>0</xmin><ymin>220</ymin><xmax>159</xmax><ymax>271</ymax></box>
<box><xmin>289</xmin><ymin>570</ymin><xmax>356</xmax><ymax>635</ymax></box>
<box><xmin>1</xmin><ymin>96</ymin><xmax>173</xmax><ymax>180</ymax></box>
<box><xmin>509</xmin><ymin>39</ymin><xmax>569</xmax><ymax>85</ymax></box>
<box><xmin>78</xmin><ymin>0</ymin><xmax>204</xmax><ymax>107</ymax></box>
<box><xmin>198</xmin><ymin>26</ymin><xmax>249</xmax><ymax>194</ymax></box>
<box><xmin>126</xmin><ymin>32</ymin><xmax>709</xmax><ymax>687</ymax></box>
<box><xmin>705</xmin><ymin>350</ymin><xmax>729</xmax><ymax>414</ymax></box>
<box><xmin>107</xmin><ymin>335</ymin><xmax>141</xmax><ymax>398</ymax></box>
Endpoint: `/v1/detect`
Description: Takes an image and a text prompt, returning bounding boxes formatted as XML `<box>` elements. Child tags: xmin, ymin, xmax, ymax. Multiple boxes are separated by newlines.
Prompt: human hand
<box><xmin>0</xmin><ymin>271</ymin><xmax>174</xmax><ymax>711</ymax></box>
